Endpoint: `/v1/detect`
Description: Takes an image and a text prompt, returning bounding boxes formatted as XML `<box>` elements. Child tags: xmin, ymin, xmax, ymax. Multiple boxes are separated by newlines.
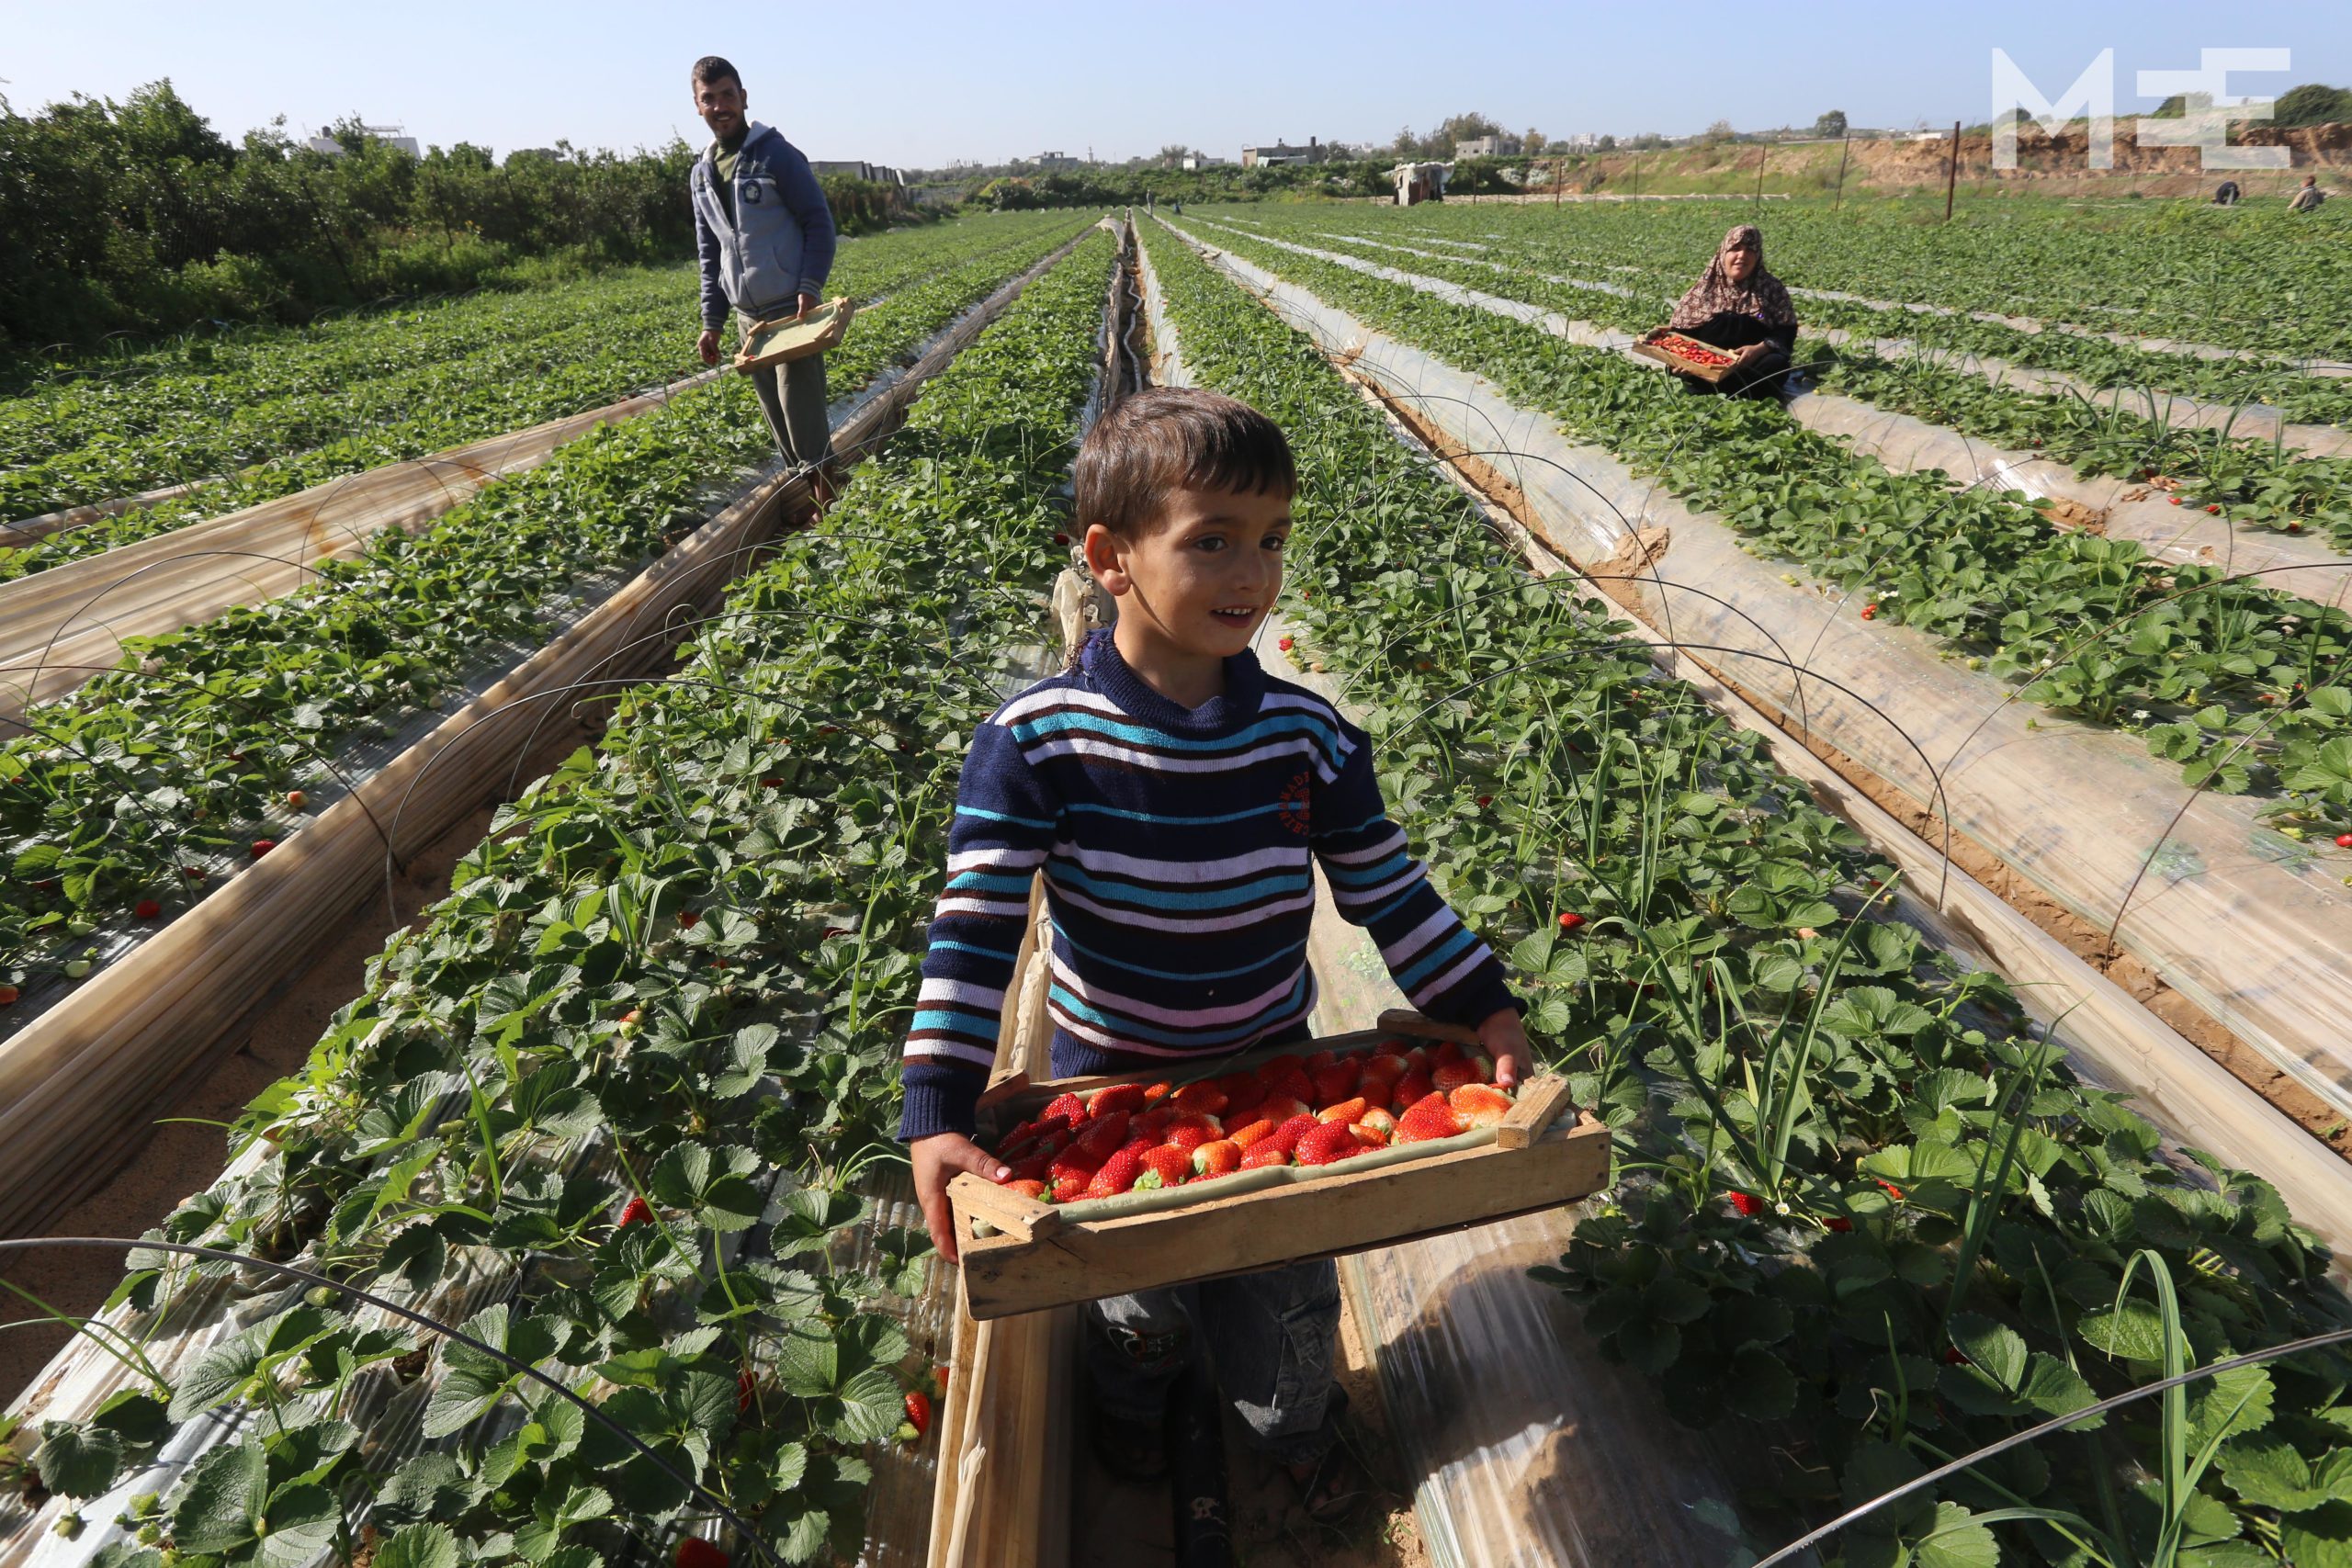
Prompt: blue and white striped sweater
<box><xmin>897</xmin><ymin>627</ymin><xmax>1520</xmax><ymax>1142</ymax></box>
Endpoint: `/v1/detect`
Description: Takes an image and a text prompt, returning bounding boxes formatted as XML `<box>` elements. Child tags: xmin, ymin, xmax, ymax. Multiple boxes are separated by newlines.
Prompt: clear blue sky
<box><xmin>2</xmin><ymin>0</ymin><xmax>2346</xmax><ymax>167</ymax></box>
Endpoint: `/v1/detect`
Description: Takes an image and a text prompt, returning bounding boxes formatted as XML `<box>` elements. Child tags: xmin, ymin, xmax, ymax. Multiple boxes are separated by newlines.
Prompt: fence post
<box><xmin>1754</xmin><ymin>142</ymin><xmax>1768</xmax><ymax>215</ymax></box>
<box><xmin>1945</xmin><ymin>119</ymin><xmax>1961</xmax><ymax>221</ymax></box>
<box><xmin>1834</xmin><ymin>130</ymin><xmax>1850</xmax><ymax>209</ymax></box>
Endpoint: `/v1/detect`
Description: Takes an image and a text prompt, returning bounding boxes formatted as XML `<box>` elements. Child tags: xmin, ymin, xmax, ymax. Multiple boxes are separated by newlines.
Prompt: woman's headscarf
<box><xmin>1668</xmin><ymin>224</ymin><xmax>1797</xmax><ymax>330</ymax></box>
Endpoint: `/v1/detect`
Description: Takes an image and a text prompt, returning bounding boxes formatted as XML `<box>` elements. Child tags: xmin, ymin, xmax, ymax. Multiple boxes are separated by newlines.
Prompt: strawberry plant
<box><xmin>1181</xmin><ymin>218</ymin><xmax>2352</xmax><ymax>840</ymax></box>
<box><xmin>0</xmin><ymin>214</ymin><xmax>1093</xmax><ymax>579</ymax></box>
<box><xmin>1146</xmin><ymin>223</ymin><xmax>2352</xmax><ymax>1567</ymax></box>
<box><xmin>3</xmin><ymin>230</ymin><xmax>1119</xmax><ymax>1562</ymax></box>
<box><xmin>0</xmin><ymin>219</ymin><xmax>1091</xmax><ymax>1006</ymax></box>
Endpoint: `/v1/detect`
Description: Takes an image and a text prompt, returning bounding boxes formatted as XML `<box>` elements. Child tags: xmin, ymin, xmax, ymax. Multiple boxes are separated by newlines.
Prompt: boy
<box><xmin>900</xmin><ymin>388</ymin><xmax>1529</xmax><ymax>1511</ymax></box>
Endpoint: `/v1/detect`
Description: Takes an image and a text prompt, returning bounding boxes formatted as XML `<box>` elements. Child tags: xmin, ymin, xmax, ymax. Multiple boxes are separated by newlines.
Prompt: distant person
<box><xmin>1171</xmin><ymin>198</ymin><xmax>1182</xmax><ymax>216</ymax></box>
<box><xmin>2290</xmin><ymin>175</ymin><xmax>2326</xmax><ymax>212</ymax></box>
<box><xmin>687</xmin><ymin>55</ymin><xmax>838</xmax><ymax>489</ymax></box>
<box><xmin>2212</xmin><ymin>179</ymin><xmax>2241</xmax><ymax>206</ymax></box>
<box><xmin>1662</xmin><ymin>223</ymin><xmax>1798</xmax><ymax>398</ymax></box>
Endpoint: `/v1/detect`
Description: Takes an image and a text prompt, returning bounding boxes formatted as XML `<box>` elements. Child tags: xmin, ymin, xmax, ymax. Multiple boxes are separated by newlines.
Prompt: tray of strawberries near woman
<box><xmin>1631</xmin><ymin>327</ymin><xmax>1738</xmax><ymax>383</ymax></box>
<box><xmin>946</xmin><ymin>1010</ymin><xmax>1610</xmax><ymax>1320</ymax></box>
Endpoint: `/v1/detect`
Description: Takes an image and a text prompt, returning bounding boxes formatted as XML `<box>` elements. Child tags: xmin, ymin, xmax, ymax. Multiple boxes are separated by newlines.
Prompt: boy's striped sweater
<box><xmin>898</xmin><ymin>627</ymin><xmax>1519</xmax><ymax>1142</ymax></box>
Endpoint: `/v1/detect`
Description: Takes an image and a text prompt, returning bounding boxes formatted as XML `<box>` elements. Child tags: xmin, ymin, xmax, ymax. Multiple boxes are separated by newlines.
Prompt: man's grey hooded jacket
<box><xmin>690</xmin><ymin>122</ymin><xmax>838</xmax><ymax>330</ymax></box>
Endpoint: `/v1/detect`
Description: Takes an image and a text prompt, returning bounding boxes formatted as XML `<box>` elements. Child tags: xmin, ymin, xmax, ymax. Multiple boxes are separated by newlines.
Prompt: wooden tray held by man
<box><xmin>734</xmin><ymin>297</ymin><xmax>855</xmax><ymax>372</ymax></box>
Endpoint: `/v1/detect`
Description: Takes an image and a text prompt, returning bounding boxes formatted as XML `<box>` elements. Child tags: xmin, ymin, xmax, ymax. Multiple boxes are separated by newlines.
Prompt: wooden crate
<box><xmin>947</xmin><ymin>1010</ymin><xmax>1611</xmax><ymax>1322</ymax></box>
<box><xmin>734</xmin><ymin>297</ymin><xmax>855</xmax><ymax>371</ymax></box>
<box><xmin>1631</xmin><ymin>328</ymin><xmax>1737</xmax><ymax>384</ymax></box>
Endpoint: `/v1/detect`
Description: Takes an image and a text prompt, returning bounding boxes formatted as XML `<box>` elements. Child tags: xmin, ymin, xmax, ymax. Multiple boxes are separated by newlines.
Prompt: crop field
<box><xmin>4</xmin><ymin>179</ymin><xmax>2352</xmax><ymax>1568</ymax></box>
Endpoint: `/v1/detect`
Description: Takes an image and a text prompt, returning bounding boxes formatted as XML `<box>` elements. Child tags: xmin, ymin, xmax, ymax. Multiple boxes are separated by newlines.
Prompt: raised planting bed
<box><xmin>1140</xmin><ymin>218</ymin><xmax>2352</xmax><ymax>1568</ymax></box>
<box><xmin>0</xmin><ymin>229</ymin><xmax>1125</xmax><ymax>1566</ymax></box>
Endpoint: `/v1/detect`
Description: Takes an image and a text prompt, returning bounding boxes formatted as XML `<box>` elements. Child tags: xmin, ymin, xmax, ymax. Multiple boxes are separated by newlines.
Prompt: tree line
<box><xmin>0</xmin><ymin>81</ymin><xmax>909</xmax><ymax>360</ymax></box>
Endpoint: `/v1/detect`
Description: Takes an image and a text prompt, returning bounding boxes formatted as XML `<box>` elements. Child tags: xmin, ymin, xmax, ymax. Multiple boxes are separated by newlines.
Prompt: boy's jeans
<box><xmin>1087</xmin><ymin>1258</ymin><xmax>1343</xmax><ymax>1464</ymax></box>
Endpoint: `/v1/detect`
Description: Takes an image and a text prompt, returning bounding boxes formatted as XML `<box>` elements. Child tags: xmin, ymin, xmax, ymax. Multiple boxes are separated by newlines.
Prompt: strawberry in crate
<box><xmin>985</xmin><ymin>1035</ymin><xmax>1519</xmax><ymax>1198</ymax></box>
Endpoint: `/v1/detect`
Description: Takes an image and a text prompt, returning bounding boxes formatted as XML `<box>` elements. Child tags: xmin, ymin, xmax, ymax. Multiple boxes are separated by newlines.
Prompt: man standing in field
<box><xmin>687</xmin><ymin>55</ymin><xmax>838</xmax><ymax>483</ymax></box>
<box><xmin>2289</xmin><ymin>175</ymin><xmax>2327</xmax><ymax>213</ymax></box>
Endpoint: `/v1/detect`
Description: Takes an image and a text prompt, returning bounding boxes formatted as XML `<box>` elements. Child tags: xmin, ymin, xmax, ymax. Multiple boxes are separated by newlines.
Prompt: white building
<box><xmin>305</xmin><ymin>123</ymin><xmax>420</xmax><ymax>158</ymax></box>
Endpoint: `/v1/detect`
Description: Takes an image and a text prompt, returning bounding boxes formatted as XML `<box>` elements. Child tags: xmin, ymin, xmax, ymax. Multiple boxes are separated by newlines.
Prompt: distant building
<box><xmin>1558</xmin><ymin>132</ymin><xmax>1600</xmax><ymax>152</ymax></box>
<box><xmin>1393</xmin><ymin>161</ymin><xmax>1450</xmax><ymax>205</ymax></box>
<box><xmin>305</xmin><ymin>123</ymin><xmax>421</xmax><ymax>158</ymax></box>
<box><xmin>1241</xmin><ymin>138</ymin><xmax>1327</xmax><ymax>168</ymax></box>
<box><xmin>1453</xmin><ymin>133</ymin><xmax>1522</xmax><ymax>158</ymax></box>
<box><xmin>1181</xmin><ymin>152</ymin><xmax>1227</xmax><ymax>171</ymax></box>
<box><xmin>1035</xmin><ymin>151</ymin><xmax>1080</xmax><ymax>170</ymax></box>
<box><xmin>811</xmin><ymin>160</ymin><xmax>907</xmax><ymax>185</ymax></box>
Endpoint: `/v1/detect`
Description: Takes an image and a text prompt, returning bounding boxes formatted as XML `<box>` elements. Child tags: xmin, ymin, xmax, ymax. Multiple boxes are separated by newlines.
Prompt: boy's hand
<box><xmin>912</xmin><ymin>1132</ymin><xmax>1011</xmax><ymax>1266</ymax></box>
<box><xmin>696</xmin><ymin>328</ymin><xmax>721</xmax><ymax>367</ymax></box>
<box><xmin>1477</xmin><ymin>1008</ymin><xmax>1532</xmax><ymax>1091</ymax></box>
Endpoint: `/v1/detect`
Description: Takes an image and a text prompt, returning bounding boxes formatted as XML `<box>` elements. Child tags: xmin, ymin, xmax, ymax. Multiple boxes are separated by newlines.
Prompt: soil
<box><xmin>1070</xmin><ymin>1293</ymin><xmax>1430</xmax><ymax>1568</ymax></box>
<box><xmin>1442</xmin><ymin>123</ymin><xmax>2352</xmax><ymax>202</ymax></box>
<box><xmin>1316</xmin><ymin>340</ymin><xmax>2352</xmax><ymax>1172</ymax></box>
<box><xmin>0</xmin><ymin>710</ymin><xmax>594</xmax><ymax>1410</ymax></box>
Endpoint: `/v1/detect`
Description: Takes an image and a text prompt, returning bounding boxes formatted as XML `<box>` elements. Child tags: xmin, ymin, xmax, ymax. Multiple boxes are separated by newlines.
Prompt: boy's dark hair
<box><xmin>692</xmin><ymin>56</ymin><xmax>742</xmax><ymax>90</ymax></box>
<box><xmin>1075</xmin><ymin>388</ymin><xmax>1295</xmax><ymax>537</ymax></box>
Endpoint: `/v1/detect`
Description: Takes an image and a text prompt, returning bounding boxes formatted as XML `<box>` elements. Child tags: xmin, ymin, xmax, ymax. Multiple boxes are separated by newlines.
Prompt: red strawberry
<box><xmin>1359</xmin><ymin>1052</ymin><xmax>1408</xmax><ymax>1087</ymax></box>
<box><xmin>2170</xmin><ymin>495</ymin><xmax>2183</xmax><ymax>506</ymax></box>
<box><xmin>904</xmin><ymin>1389</ymin><xmax>932</xmax><ymax>1438</ymax></box>
<box><xmin>1476</xmin><ymin>795</ymin><xmax>1493</xmax><ymax>807</ymax></box>
<box><xmin>1227</xmin><ymin>1117</ymin><xmax>1278</xmax><ymax>1150</ymax></box>
<box><xmin>1239</xmin><ymin>1142</ymin><xmax>1292</xmax><ymax>1169</ymax></box>
<box><xmin>762</xmin><ymin>778</ymin><xmax>785</xmax><ymax>788</ymax></box>
<box><xmin>1086</xmin><ymin>1145</ymin><xmax>1149</xmax><ymax>1198</ymax></box>
<box><xmin>739</xmin><ymin>1366</ymin><xmax>758</xmax><ymax>1414</ymax></box>
<box><xmin>1359</xmin><ymin>1107</ymin><xmax>1398</xmax><ymax>1141</ymax></box>
<box><xmin>135</xmin><ymin>898</ymin><xmax>164</xmax><ymax>920</ymax></box>
<box><xmin>1042</xmin><ymin>1091</ymin><xmax>1088</xmax><ymax>1127</ymax></box>
<box><xmin>1309</xmin><ymin>1059</ymin><xmax>1360</xmax><ymax>1106</ymax></box>
<box><xmin>1944</xmin><ymin>1347</ymin><xmax>1970</xmax><ymax>1366</ymax></box>
<box><xmin>1395</xmin><ymin>1067</ymin><xmax>1434</xmax><ymax>1107</ymax></box>
<box><xmin>677</xmin><ymin>909</ymin><xmax>699</xmax><ymax>929</ymax></box>
<box><xmin>1431</xmin><ymin>1060</ymin><xmax>1481</xmax><ymax>1095</ymax></box>
<box><xmin>2205</xmin><ymin>503</ymin><xmax>2221</xmax><ymax>514</ymax></box>
<box><xmin>1220</xmin><ymin>1082</ymin><xmax>1266</xmax><ymax>1122</ymax></box>
<box><xmin>1135</xmin><ymin>1108</ymin><xmax>1179</xmax><ymax>1142</ymax></box>
<box><xmin>0</xmin><ymin>986</ymin><xmax>16</xmax><ymax>1006</ymax></box>
<box><xmin>1052</xmin><ymin>532</ymin><xmax>1071</xmax><ymax>546</ymax></box>
<box><xmin>286</xmin><ymin>790</ymin><xmax>307</xmax><ymax>810</ymax></box>
<box><xmin>1825</xmin><ymin>1216</ymin><xmax>1854</xmax><ymax>1233</ymax></box>
<box><xmin>1008</xmin><ymin>1179</ymin><xmax>1048</xmax><ymax>1200</ymax></box>
<box><xmin>1193</xmin><ymin>1139</ymin><xmax>1242</xmax><ymax>1178</ymax></box>
<box><xmin>1070</xmin><ymin>1111</ymin><xmax>1131</xmax><ymax>1163</ymax></box>
<box><xmin>1091</xmin><ymin>1083</ymin><xmax>1147</xmax><ymax>1119</ymax></box>
<box><xmin>1165</xmin><ymin>1116</ymin><xmax>1220</xmax><ymax>1153</ymax></box>
<box><xmin>1136</xmin><ymin>1145</ymin><xmax>1193</xmax><ymax>1190</ymax></box>
<box><xmin>1433</xmin><ymin>1041</ymin><xmax>1465</xmax><ymax>1067</ymax></box>
<box><xmin>250</xmin><ymin>838</ymin><xmax>277</xmax><ymax>858</ymax></box>
<box><xmin>618</xmin><ymin>1195</ymin><xmax>653</xmax><ymax>1227</ymax></box>
<box><xmin>2337</xmin><ymin>833</ymin><xmax>2352</xmax><ymax>850</ymax></box>
<box><xmin>677</xmin><ymin>1539</ymin><xmax>730</xmax><ymax>1568</ymax></box>
<box><xmin>1295</xmin><ymin>1121</ymin><xmax>1363</xmax><ymax>1166</ymax></box>
<box><xmin>1142</xmin><ymin>1080</ymin><xmax>1174</xmax><ymax>1105</ymax></box>
<box><xmin>1727</xmin><ymin>1191</ymin><xmax>1764</xmax><ymax>1218</ymax></box>
<box><xmin>1172</xmin><ymin>1080</ymin><xmax>1229</xmax><ymax>1117</ymax></box>
<box><xmin>1873</xmin><ymin>1178</ymin><xmax>1905</xmax><ymax>1201</ymax></box>
<box><xmin>1449</xmin><ymin>1084</ymin><xmax>1513</xmax><ymax>1128</ymax></box>
<box><xmin>1317</xmin><ymin>1096</ymin><xmax>1370</xmax><ymax>1126</ymax></box>
<box><xmin>1396</xmin><ymin>1094</ymin><xmax>1465</xmax><ymax>1143</ymax></box>
<box><xmin>1051</xmin><ymin>1172</ymin><xmax>1090</xmax><ymax>1203</ymax></box>
<box><xmin>1349</xmin><ymin>1122</ymin><xmax>1389</xmax><ymax>1149</ymax></box>
<box><xmin>1557</xmin><ymin>911</ymin><xmax>1586</xmax><ymax>933</ymax></box>
<box><xmin>1267</xmin><ymin>1114</ymin><xmax>1321</xmax><ymax>1156</ymax></box>
<box><xmin>1255</xmin><ymin>1093</ymin><xmax>1311</xmax><ymax>1125</ymax></box>
<box><xmin>1278</xmin><ymin>636</ymin><xmax>1295</xmax><ymax>652</ymax></box>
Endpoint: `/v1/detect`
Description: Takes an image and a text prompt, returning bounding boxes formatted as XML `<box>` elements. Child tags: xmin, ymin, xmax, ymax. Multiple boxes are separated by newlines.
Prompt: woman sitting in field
<box><xmin>1664</xmin><ymin>223</ymin><xmax>1798</xmax><ymax>397</ymax></box>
